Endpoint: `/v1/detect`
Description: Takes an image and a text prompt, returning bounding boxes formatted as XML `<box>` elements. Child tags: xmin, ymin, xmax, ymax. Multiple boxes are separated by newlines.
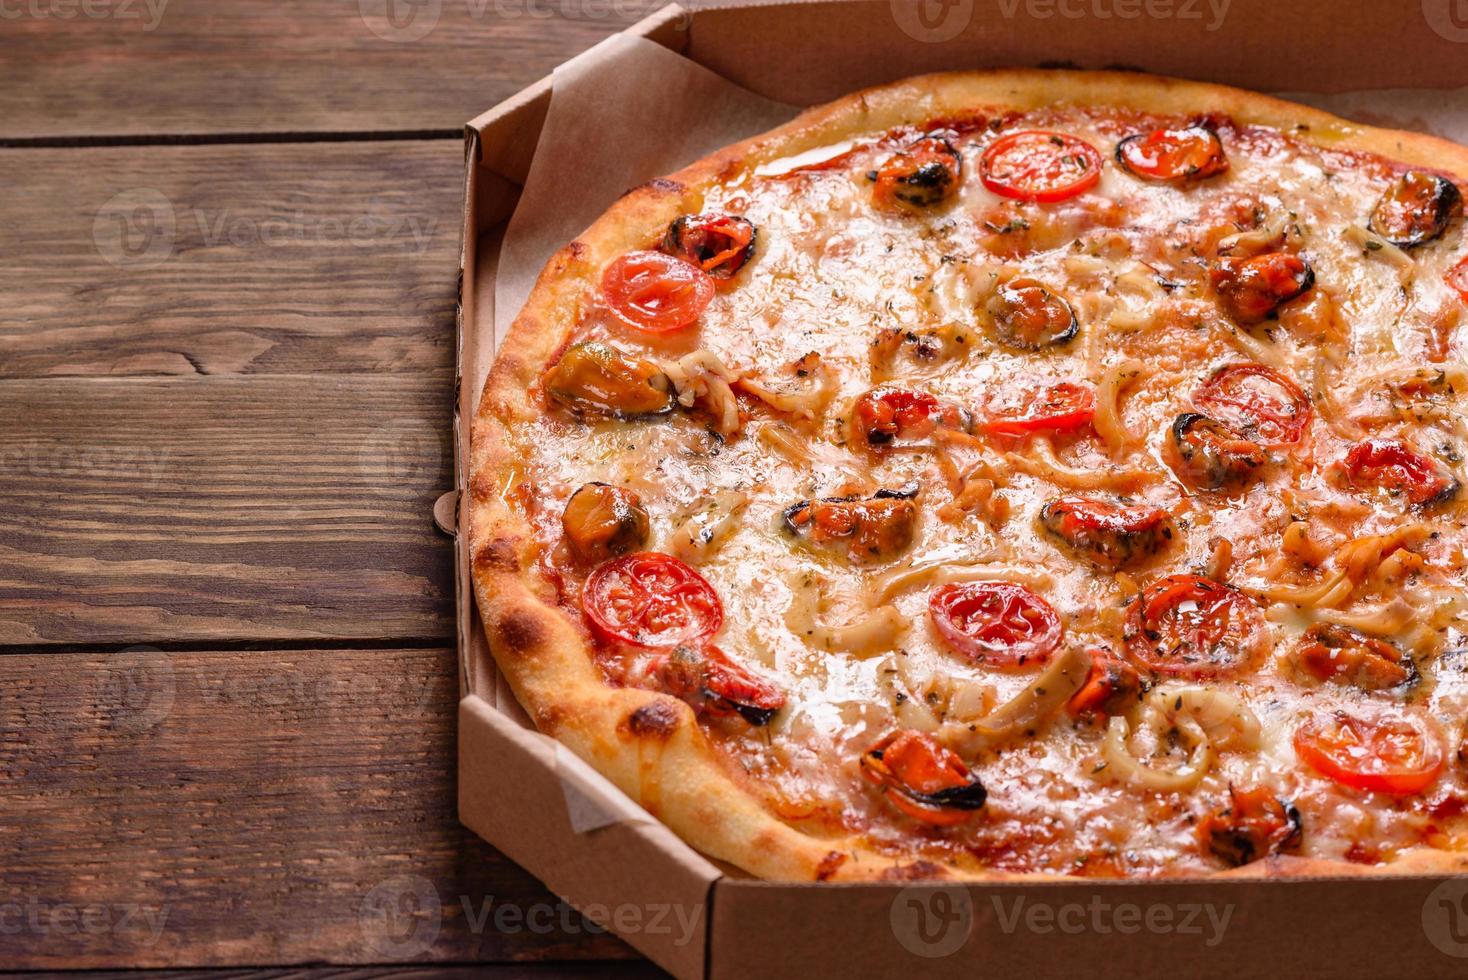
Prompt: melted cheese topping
<box><xmin>508</xmin><ymin>105</ymin><xmax>1468</xmax><ymax>876</ymax></box>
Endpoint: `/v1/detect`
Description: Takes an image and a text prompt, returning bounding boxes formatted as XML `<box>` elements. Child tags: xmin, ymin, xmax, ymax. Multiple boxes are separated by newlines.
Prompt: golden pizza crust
<box><xmin>469</xmin><ymin>68</ymin><xmax>1468</xmax><ymax>882</ymax></box>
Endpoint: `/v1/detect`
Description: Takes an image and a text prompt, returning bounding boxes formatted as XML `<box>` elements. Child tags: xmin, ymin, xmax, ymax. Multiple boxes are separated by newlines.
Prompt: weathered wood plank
<box><xmin>0</xmin><ymin>375</ymin><xmax>454</xmax><ymax>646</ymax></box>
<box><xmin>0</xmin><ymin>648</ymin><xmax>641</xmax><ymax>968</ymax></box>
<box><xmin>1</xmin><ymin>141</ymin><xmax>460</xmax><ymax>378</ymax></box>
<box><xmin>0</xmin><ymin>0</ymin><xmax>647</xmax><ymax>139</ymax></box>
<box><xmin>1</xmin><ymin>968</ymin><xmax>663</xmax><ymax>980</ymax></box>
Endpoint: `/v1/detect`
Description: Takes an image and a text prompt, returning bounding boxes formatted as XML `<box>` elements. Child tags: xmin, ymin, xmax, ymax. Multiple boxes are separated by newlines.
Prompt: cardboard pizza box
<box><xmin>447</xmin><ymin>2</ymin><xmax>1468</xmax><ymax>976</ymax></box>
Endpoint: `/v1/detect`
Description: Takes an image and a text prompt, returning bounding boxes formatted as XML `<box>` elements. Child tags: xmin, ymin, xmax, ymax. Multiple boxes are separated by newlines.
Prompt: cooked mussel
<box><xmin>544</xmin><ymin>341</ymin><xmax>673</xmax><ymax>416</ymax></box>
<box><xmin>1294</xmin><ymin>622</ymin><xmax>1418</xmax><ymax>691</ymax></box>
<box><xmin>987</xmin><ymin>277</ymin><xmax>1079</xmax><ymax>349</ymax></box>
<box><xmin>1039</xmin><ymin>495</ymin><xmax>1175</xmax><ymax>570</ymax></box>
<box><xmin>783</xmin><ymin>486</ymin><xmax>918</xmax><ymax>563</ymax></box>
<box><xmin>870</xmin><ymin>136</ymin><xmax>962</xmax><ymax>209</ymax></box>
<box><xmin>848</xmin><ymin>388</ymin><xmax>971</xmax><ymax>448</ymax></box>
<box><xmin>1168</xmin><ymin>413</ymin><xmax>1269</xmax><ymax>491</ymax></box>
<box><xmin>860</xmin><ymin>729</ymin><xmax>986</xmax><ymax>826</ymax></box>
<box><xmin>1369</xmin><ymin>171</ymin><xmax>1462</xmax><ymax>248</ymax></box>
<box><xmin>660</xmin><ymin>644</ymin><xmax>785</xmax><ymax>726</ymax></box>
<box><xmin>1197</xmin><ymin>784</ymin><xmax>1302</xmax><ymax>867</ymax></box>
<box><xmin>663</xmin><ymin>212</ymin><xmax>757</xmax><ymax>278</ymax></box>
<box><xmin>1210</xmin><ymin>253</ymin><xmax>1314</xmax><ymax>323</ymax></box>
<box><xmin>562</xmin><ymin>482</ymin><xmax>650</xmax><ymax>562</ymax></box>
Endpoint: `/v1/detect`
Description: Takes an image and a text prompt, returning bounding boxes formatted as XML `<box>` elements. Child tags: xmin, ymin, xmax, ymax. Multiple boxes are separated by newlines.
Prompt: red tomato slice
<box><xmin>979</xmin><ymin>130</ymin><xmax>1103</xmax><ymax>203</ymax></box>
<box><xmin>1294</xmin><ymin>710</ymin><xmax>1444</xmax><ymax>796</ymax></box>
<box><xmin>1116</xmin><ymin>126</ymin><xmax>1229</xmax><ymax>183</ymax></box>
<box><xmin>982</xmin><ymin>381</ymin><xmax>1095</xmax><ymax>437</ymax></box>
<box><xmin>600</xmin><ymin>250</ymin><xmax>714</xmax><ymax>333</ymax></box>
<box><xmin>1448</xmin><ymin>255</ymin><xmax>1468</xmax><ymax>304</ymax></box>
<box><xmin>1124</xmin><ymin>574</ymin><xmax>1262</xmax><ymax>678</ymax></box>
<box><xmin>1193</xmin><ymin>363</ymin><xmax>1311</xmax><ymax>446</ymax></box>
<box><xmin>928</xmin><ymin>581</ymin><xmax>1062</xmax><ymax>667</ymax></box>
<box><xmin>582</xmin><ymin>552</ymin><xmax>723</xmax><ymax>649</ymax></box>
<box><xmin>1342</xmin><ymin>438</ymin><xmax>1459</xmax><ymax>507</ymax></box>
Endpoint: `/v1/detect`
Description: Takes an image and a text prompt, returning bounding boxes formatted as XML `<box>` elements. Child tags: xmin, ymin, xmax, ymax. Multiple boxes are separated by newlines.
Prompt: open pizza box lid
<box><xmin>446</xmin><ymin>2</ymin><xmax>1468</xmax><ymax>976</ymax></box>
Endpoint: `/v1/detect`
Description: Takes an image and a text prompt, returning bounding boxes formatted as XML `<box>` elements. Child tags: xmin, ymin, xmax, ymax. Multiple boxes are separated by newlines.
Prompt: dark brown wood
<box><xmin>0</xmin><ymin>0</ymin><xmax>648</xmax><ymax>139</ymax></box>
<box><xmin>0</xmin><ymin>648</ymin><xmax>639</xmax><ymax>968</ymax></box>
<box><xmin>2</xmin><ymin>4</ymin><xmax>658</xmax><ymax>974</ymax></box>
<box><xmin>1</xmin><ymin>969</ymin><xmax>664</xmax><ymax>980</ymax></box>
<box><xmin>2</xmin><ymin>968</ymin><xmax>663</xmax><ymax>980</ymax></box>
<box><xmin>0</xmin><ymin>375</ymin><xmax>454</xmax><ymax>647</ymax></box>
<box><xmin>1</xmin><ymin>142</ymin><xmax>461</xmax><ymax>379</ymax></box>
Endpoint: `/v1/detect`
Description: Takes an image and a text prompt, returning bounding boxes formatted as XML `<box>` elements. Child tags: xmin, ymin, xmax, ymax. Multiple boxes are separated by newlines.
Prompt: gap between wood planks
<box><xmin>0</xmin><ymin>131</ymin><xmax>463</xmax><ymax>149</ymax></box>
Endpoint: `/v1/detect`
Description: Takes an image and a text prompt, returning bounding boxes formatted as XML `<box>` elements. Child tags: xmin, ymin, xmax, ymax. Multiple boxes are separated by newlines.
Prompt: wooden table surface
<box><xmin>0</xmin><ymin>1</ymin><xmax>664</xmax><ymax>975</ymax></box>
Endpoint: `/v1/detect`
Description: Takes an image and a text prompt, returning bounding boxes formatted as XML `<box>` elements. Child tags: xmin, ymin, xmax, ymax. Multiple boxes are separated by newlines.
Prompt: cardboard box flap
<box><xmin>685</xmin><ymin>0</ymin><xmax>1468</xmax><ymax>104</ymax></box>
<box><xmin>459</xmin><ymin>695</ymin><xmax>718</xmax><ymax>979</ymax></box>
<box><xmin>465</xmin><ymin>4</ymin><xmax>695</xmax><ymax>188</ymax></box>
<box><xmin>454</xmin><ymin>4</ymin><xmax>1468</xmax><ymax>977</ymax></box>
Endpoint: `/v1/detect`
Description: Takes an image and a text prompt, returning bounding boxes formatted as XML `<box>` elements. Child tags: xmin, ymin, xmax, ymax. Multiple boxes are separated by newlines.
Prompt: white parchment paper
<box><xmin>493</xmin><ymin>34</ymin><xmax>797</xmax><ymax>346</ymax></box>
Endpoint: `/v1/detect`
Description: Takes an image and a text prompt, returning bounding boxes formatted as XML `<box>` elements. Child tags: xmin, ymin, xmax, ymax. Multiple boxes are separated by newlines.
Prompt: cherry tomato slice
<box><xmin>860</xmin><ymin>729</ymin><xmax>987</xmax><ymax>826</ymax></box>
<box><xmin>1124</xmin><ymin>574</ymin><xmax>1263</xmax><ymax>678</ymax></box>
<box><xmin>600</xmin><ymin>250</ymin><xmax>714</xmax><ymax>333</ymax></box>
<box><xmin>928</xmin><ymin>581</ymin><xmax>1062</xmax><ymax>667</ymax></box>
<box><xmin>1447</xmin><ymin>255</ymin><xmax>1468</xmax><ymax>304</ymax></box>
<box><xmin>1294</xmin><ymin>710</ymin><xmax>1444</xmax><ymax>796</ymax></box>
<box><xmin>982</xmin><ymin>381</ymin><xmax>1095</xmax><ymax>437</ymax></box>
<box><xmin>1116</xmin><ymin>126</ymin><xmax>1229</xmax><ymax>183</ymax></box>
<box><xmin>849</xmin><ymin>387</ymin><xmax>969</xmax><ymax>447</ymax></box>
<box><xmin>979</xmin><ymin>130</ymin><xmax>1103</xmax><ymax>203</ymax></box>
<box><xmin>662</xmin><ymin>213</ymin><xmax>757</xmax><ymax>278</ymax></box>
<box><xmin>583</xmin><ymin>552</ymin><xmax>723</xmax><ymax>649</ymax></box>
<box><xmin>1342</xmin><ymin>438</ymin><xmax>1459</xmax><ymax>507</ymax></box>
<box><xmin>1193</xmin><ymin>363</ymin><xmax>1311</xmax><ymax>446</ymax></box>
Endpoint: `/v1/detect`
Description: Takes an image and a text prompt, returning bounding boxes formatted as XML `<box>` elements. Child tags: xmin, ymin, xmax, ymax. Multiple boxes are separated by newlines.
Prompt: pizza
<box><xmin>469</xmin><ymin>69</ymin><xmax>1468</xmax><ymax>881</ymax></box>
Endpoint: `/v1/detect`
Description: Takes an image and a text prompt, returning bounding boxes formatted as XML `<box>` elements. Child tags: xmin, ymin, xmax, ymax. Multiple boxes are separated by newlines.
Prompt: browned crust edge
<box><xmin>469</xmin><ymin>68</ymin><xmax>1468</xmax><ymax>882</ymax></box>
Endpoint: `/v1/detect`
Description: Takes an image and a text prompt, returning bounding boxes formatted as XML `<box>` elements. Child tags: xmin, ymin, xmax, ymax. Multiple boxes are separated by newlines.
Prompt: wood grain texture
<box><xmin>0</xmin><ymin>648</ymin><xmax>639</xmax><ymax>969</ymax></box>
<box><xmin>3</xmin><ymin>969</ymin><xmax>663</xmax><ymax>980</ymax></box>
<box><xmin>0</xmin><ymin>0</ymin><xmax>650</xmax><ymax>139</ymax></box>
<box><xmin>0</xmin><ymin>375</ymin><xmax>454</xmax><ymax>646</ymax></box>
<box><xmin>0</xmin><ymin>141</ymin><xmax>460</xmax><ymax>379</ymax></box>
